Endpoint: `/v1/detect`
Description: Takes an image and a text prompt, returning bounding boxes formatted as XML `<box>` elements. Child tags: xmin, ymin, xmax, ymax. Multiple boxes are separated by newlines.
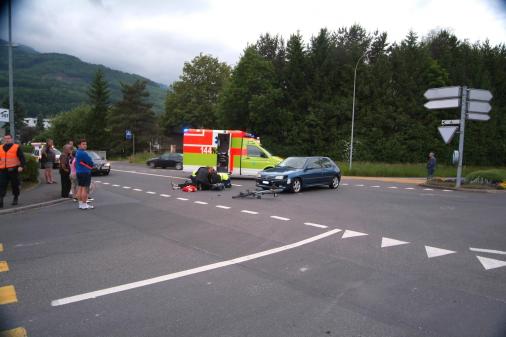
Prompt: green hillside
<box><xmin>0</xmin><ymin>40</ymin><xmax>167</xmax><ymax>117</ymax></box>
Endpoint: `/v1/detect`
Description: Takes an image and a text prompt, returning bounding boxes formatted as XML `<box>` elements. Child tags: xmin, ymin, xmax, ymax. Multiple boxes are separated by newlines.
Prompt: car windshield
<box><xmin>277</xmin><ymin>157</ymin><xmax>306</xmax><ymax>169</ymax></box>
<box><xmin>87</xmin><ymin>151</ymin><xmax>101</xmax><ymax>160</ymax></box>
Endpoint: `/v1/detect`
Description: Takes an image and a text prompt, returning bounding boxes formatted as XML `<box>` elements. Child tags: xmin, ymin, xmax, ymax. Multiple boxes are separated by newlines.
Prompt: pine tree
<box><xmin>86</xmin><ymin>68</ymin><xmax>110</xmax><ymax>149</ymax></box>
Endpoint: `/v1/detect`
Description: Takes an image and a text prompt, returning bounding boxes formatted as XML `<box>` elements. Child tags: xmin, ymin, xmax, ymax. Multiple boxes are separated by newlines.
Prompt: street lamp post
<box><xmin>7</xmin><ymin>0</ymin><xmax>15</xmax><ymax>140</ymax></box>
<box><xmin>349</xmin><ymin>52</ymin><xmax>366</xmax><ymax>171</ymax></box>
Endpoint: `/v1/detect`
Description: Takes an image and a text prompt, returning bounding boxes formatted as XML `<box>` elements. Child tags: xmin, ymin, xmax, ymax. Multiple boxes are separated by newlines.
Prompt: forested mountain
<box><xmin>0</xmin><ymin>39</ymin><xmax>166</xmax><ymax>116</ymax></box>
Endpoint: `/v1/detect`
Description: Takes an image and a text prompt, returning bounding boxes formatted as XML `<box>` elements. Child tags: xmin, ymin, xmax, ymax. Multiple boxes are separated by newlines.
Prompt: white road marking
<box><xmin>51</xmin><ymin>229</ymin><xmax>342</xmax><ymax>306</ymax></box>
<box><xmin>387</xmin><ymin>186</ymin><xmax>398</xmax><ymax>189</ymax></box>
<box><xmin>423</xmin><ymin>188</ymin><xmax>433</xmax><ymax>191</ymax></box>
<box><xmin>112</xmin><ymin>184</ymin><xmax>120</xmax><ymax>187</ymax></box>
<box><xmin>160</xmin><ymin>194</ymin><xmax>171</xmax><ymax>198</ymax></box>
<box><xmin>342</xmin><ymin>230</ymin><xmax>368</xmax><ymax>239</ymax></box>
<box><xmin>425</xmin><ymin>246</ymin><xmax>456</xmax><ymax>258</ymax></box>
<box><xmin>341</xmin><ymin>183</ymin><xmax>349</xmax><ymax>186</ymax></box>
<box><xmin>122</xmin><ymin>186</ymin><xmax>131</xmax><ymax>189</ymax></box>
<box><xmin>241</xmin><ymin>210</ymin><xmax>259</xmax><ymax>215</ymax></box>
<box><xmin>95</xmin><ymin>181</ymin><xmax>102</xmax><ymax>183</ymax></box>
<box><xmin>102</xmin><ymin>182</ymin><xmax>110</xmax><ymax>185</ymax></box>
<box><xmin>442</xmin><ymin>189</ymin><xmax>453</xmax><ymax>192</ymax></box>
<box><xmin>177</xmin><ymin>197</ymin><xmax>189</xmax><ymax>201</ymax></box>
<box><xmin>133</xmin><ymin>188</ymin><xmax>142</xmax><ymax>192</ymax></box>
<box><xmin>381</xmin><ymin>237</ymin><xmax>410</xmax><ymax>248</ymax></box>
<box><xmin>270</xmin><ymin>216</ymin><xmax>290</xmax><ymax>221</ymax></box>
<box><xmin>476</xmin><ymin>256</ymin><xmax>506</xmax><ymax>270</ymax></box>
<box><xmin>404</xmin><ymin>187</ymin><xmax>415</xmax><ymax>190</ymax></box>
<box><xmin>194</xmin><ymin>201</ymin><xmax>208</xmax><ymax>205</ymax></box>
<box><xmin>355</xmin><ymin>184</ymin><xmax>364</xmax><ymax>187</ymax></box>
<box><xmin>304</xmin><ymin>222</ymin><xmax>329</xmax><ymax>229</ymax></box>
<box><xmin>216</xmin><ymin>205</ymin><xmax>231</xmax><ymax>209</ymax></box>
<box><xmin>469</xmin><ymin>247</ymin><xmax>506</xmax><ymax>255</ymax></box>
<box><xmin>146</xmin><ymin>191</ymin><xmax>156</xmax><ymax>195</ymax></box>
<box><xmin>231</xmin><ymin>184</ymin><xmax>242</xmax><ymax>187</ymax></box>
<box><xmin>111</xmin><ymin>168</ymin><xmax>186</xmax><ymax>181</ymax></box>
<box><xmin>370</xmin><ymin>185</ymin><xmax>381</xmax><ymax>188</ymax></box>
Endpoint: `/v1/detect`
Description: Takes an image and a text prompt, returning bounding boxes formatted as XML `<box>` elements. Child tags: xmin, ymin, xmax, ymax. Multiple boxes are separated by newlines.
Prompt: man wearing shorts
<box><xmin>75</xmin><ymin>139</ymin><xmax>94</xmax><ymax>210</ymax></box>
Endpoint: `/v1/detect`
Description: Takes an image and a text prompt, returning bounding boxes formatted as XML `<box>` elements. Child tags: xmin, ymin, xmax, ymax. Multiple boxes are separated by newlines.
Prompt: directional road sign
<box><xmin>125</xmin><ymin>130</ymin><xmax>133</xmax><ymax>140</ymax></box>
<box><xmin>424</xmin><ymin>99</ymin><xmax>460</xmax><ymax>110</ymax></box>
<box><xmin>438</xmin><ymin>126</ymin><xmax>458</xmax><ymax>144</ymax></box>
<box><xmin>423</xmin><ymin>86</ymin><xmax>461</xmax><ymax>100</ymax></box>
<box><xmin>467</xmin><ymin>101</ymin><xmax>491</xmax><ymax>114</ymax></box>
<box><xmin>468</xmin><ymin>89</ymin><xmax>492</xmax><ymax>102</ymax></box>
<box><xmin>466</xmin><ymin>113</ymin><xmax>490</xmax><ymax>121</ymax></box>
<box><xmin>441</xmin><ymin>119</ymin><xmax>460</xmax><ymax>126</ymax></box>
<box><xmin>0</xmin><ymin>108</ymin><xmax>8</xmax><ymax>123</ymax></box>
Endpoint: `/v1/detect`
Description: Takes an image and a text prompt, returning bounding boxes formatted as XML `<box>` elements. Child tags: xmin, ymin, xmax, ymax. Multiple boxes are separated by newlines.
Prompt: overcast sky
<box><xmin>1</xmin><ymin>0</ymin><xmax>505</xmax><ymax>85</ymax></box>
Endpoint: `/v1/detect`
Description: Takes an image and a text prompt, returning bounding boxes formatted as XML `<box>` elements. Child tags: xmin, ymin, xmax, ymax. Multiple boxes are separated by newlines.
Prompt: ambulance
<box><xmin>182</xmin><ymin>129</ymin><xmax>282</xmax><ymax>176</ymax></box>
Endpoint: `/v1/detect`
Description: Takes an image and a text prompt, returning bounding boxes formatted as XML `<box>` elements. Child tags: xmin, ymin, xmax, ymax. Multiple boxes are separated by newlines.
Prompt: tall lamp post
<box><xmin>349</xmin><ymin>52</ymin><xmax>367</xmax><ymax>171</ymax></box>
<box><xmin>7</xmin><ymin>0</ymin><xmax>15</xmax><ymax>140</ymax></box>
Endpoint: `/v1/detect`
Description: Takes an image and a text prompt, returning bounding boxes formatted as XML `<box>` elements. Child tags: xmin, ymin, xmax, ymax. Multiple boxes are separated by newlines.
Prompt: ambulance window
<box><xmin>247</xmin><ymin>146</ymin><xmax>263</xmax><ymax>157</ymax></box>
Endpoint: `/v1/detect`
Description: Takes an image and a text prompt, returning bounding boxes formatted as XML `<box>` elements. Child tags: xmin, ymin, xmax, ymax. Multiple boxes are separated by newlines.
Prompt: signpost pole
<box><xmin>7</xmin><ymin>0</ymin><xmax>15</xmax><ymax>140</ymax></box>
<box><xmin>132</xmin><ymin>133</ymin><xmax>135</xmax><ymax>157</ymax></box>
<box><xmin>456</xmin><ymin>86</ymin><xmax>467</xmax><ymax>188</ymax></box>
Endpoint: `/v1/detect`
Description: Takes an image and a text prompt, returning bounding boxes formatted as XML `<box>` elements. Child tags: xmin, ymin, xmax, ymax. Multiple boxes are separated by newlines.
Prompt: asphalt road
<box><xmin>1</xmin><ymin>161</ymin><xmax>505</xmax><ymax>337</ymax></box>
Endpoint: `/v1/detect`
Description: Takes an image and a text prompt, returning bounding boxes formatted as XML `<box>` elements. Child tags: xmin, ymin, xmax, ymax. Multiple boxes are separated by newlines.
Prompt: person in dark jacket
<box><xmin>41</xmin><ymin>139</ymin><xmax>56</xmax><ymax>184</ymax></box>
<box><xmin>59</xmin><ymin>144</ymin><xmax>72</xmax><ymax>198</ymax></box>
<box><xmin>427</xmin><ymin>152</ymin><xmax>436</xmax><ymax>180</ymax></box>
<box><xmin>0</xmin><ymin>134</ymin><xmax>25</xmax><ymax>208</ymax></box>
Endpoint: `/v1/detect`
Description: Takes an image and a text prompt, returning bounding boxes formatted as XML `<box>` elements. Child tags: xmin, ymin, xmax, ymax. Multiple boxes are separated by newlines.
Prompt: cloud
<box><xmin>0</xmin><ymin>0</ymin><xmax>505</xmax><ymax>84</ymax></box>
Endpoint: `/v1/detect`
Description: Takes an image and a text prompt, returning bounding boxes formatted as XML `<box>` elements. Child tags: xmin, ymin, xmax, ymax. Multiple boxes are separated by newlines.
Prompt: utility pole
<box><xmin>455</xmin><ymin>86</ymin><xmax>467</xmax><ymax>188</ymax></box>
<box><xmin>8</xmin><ymin>0</ymin><xmax>15</xmax><ymax>140</ymax></box>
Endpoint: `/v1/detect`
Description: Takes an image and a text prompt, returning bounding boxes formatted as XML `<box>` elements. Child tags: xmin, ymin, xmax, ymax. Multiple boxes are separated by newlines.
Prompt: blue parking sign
<box><xmin>125</xmin><ymin>130</ymin><xmax>132</xmax><ymax>140</ymax></box>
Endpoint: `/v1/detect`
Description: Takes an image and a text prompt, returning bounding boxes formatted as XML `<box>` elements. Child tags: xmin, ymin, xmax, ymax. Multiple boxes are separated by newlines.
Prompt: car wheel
<box><xmin>291</xmin><ymin>178</ymin><xmax>302</xmax><ymax>193</ymax></box>
<box><xmin>175</xmin><ymin>162</ymin><xmax>183</xmax><ymax>170</ymax></box>
<box><xmin>330</xmin><ymin>176</ymin><xmax>340</xmax><ymax>189</ymax></box>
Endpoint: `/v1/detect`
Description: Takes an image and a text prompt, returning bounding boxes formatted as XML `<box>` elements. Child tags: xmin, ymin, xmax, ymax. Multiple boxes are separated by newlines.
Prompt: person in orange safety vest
<box><xmin>0</xmin><ymin>134</ymin><xmax>26</xmax><ymax>208</ymax></box>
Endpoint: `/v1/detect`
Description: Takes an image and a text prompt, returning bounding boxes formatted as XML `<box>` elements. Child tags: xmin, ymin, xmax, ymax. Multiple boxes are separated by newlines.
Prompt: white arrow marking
<box><xmin>476</xmin><ymin>256</ymin><xmax>506</xmax><ymax>270</ymax></box>
<box><xmin>381</xmin><ymin>237</ymin><xmax>410</xmax><ymax>248</ymax></box>
<box><xmin>469</xmin><ymin>247</ymin><xmax>506</xmax><ymax>255</ymax></box>
<box><xmin>342</xmin><ymin>230</ymin><xmax>368</xmax><ymax>239</ymax></box>
<box><xmin>425</xmin><ymin>246</ymin><xmax>456</xmax><ymax>258</ymax></box>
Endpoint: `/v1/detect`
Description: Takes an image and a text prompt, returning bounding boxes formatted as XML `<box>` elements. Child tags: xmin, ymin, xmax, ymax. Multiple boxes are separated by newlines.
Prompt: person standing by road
<box><xmin>41</xmin><ymin>139</ymin><xmax>56</xmax><ymax>184</ymax></box>
<box><xmin>0</xmin><ymin>134</ymin><xmax>25</xmax><ymax>208</ymax></box>
<box><xmin>427</xmin><ymin>152</ymin><xmax>436</xmax><ymax>180</ymax></box>
<box><xmin>75</xmin><ymin>139</ymin><xmax>94</xmax><ymax>210</ymax></box>
<box><xmin>59</xmin><ymin>144</ymin><xmax>72</xmax><ymax>198</ymax></box>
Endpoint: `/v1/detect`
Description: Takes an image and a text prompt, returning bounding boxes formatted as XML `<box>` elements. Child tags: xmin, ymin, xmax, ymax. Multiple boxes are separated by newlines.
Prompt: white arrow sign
<box><xmin>467</xmin><ymin>101</ymin><xmax>491</xmax><ymax>114</ymax></box>
<box><xmin>424</xmin><ymin>86</ymin><xmax>461</xmax><ymax>100</ymax></box>
<box><xmin>468</xmin><ymin>89</ymin><xmax>492</xmax><ymax>102</ymax></box>
<box><xmin>0</xmin><ymin>108</ymin><xmax>8</xmax><ymax>123</ymax></box>
<box><xmin>441</xmin><ymin>119</ymin><xmax>460</xmax><ymax>126</ymax></box>
<box><xmin>438</xmin><ymin>126</ymin><xmax>458</xmax><ymax>144</ymax></box>
<box><xmin>424</xmin><ymin>99</ymin><xmax>460</xmax><ymax>110</ymax></box>
<box><xmin>467</xmin><ymin>113</ymin><xmax>490</xmax><ymax>121</ymax></box>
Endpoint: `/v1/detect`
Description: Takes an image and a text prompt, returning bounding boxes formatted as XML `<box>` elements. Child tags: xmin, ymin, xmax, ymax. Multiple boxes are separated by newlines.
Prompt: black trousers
<box><xmin>60</xmin><ymin>171</ymin><xmax>71</xmax><ymax>198</ymax></box>
<box><xmin>0</xmin><ymin>169</ymin><xmax>20</xmax><ymax>199</ymax></box>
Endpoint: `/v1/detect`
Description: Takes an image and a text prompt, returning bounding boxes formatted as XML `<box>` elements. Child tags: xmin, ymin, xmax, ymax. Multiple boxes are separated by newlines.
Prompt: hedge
<box><xmin>465</xmin><ymin>169</ymin><xmax>506</xmax><ymax>185</ymax></box>
<box><xmin>21</xmin><ymin>154</ymin><xmax>39</xmax><ymax>182</ymax></box>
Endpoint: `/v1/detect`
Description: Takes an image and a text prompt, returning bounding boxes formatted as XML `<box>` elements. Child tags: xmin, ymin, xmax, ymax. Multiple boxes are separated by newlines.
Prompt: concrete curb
<box><xmin>0</xmin><ymin>198</ymin><xmax>70</xmax><ymax>215</ymax></box>
<box><xmin>419</xmin><ymin>183</ymin><xmax>505</xmax><ymax>194</ymax></box>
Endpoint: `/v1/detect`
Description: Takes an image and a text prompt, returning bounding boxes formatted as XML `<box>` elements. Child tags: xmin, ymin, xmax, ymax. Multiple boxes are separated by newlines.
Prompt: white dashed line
<box><xmin>270</xmin><ymin>216</ymin><xmax>290</xmax><ymax>221</ymax></box>
<box><xmin>146</xmin><ymin>191</ymin><xmax>156</xmax><ymax>195</ymax></box>
<box><xmin>123</xmin><ymin>186</ymin><xmax>131</xmax><ymax>189</ymax></box>
<box><xmin>160</xmin><ymin>194</ymin><xmax>171</xmax><ymax>198</ymax></box>
<box><xmin>241</xmin><ymin>210</ymin><xmax>258</xmax><ymax>215</ymax></box>
<box><xmin>133</xmin><ymin>188</ymin><xmax>142</xmax><ymax>192</ymax></box>
<box><xmin>95</xmin><ymin>181</ymin><xmax>102</xmax><ymax>183</ymax></box>
<box><xmin>112</xmin><ymin>184</ymin><xmax>120</xmax><ymax>187</ymax></box>
<box><xmin>341</xmin><ymin>183</ymin><xmax>349</xmax><ymax>186</ymax></box>
<box><xmin>304</xmin><ymin>222</ymin><xmax>328</xmax><ymax>229</ymax></box>
<box><xmin>177</xmin><ymin>197</ymin><xmax>189</xmax><ymax>201</ymax></box>
<box><xmin>194</xmin><ymin>201</ymin><xmax>208</xmax><ymax>205</ymax></box>
<box><xmin>231</xmin><ymin>184</ymin><xmax>242</xmax><ymax>187</ymax></box>
<box><xmin>388</xmin><ymin>186</ymin><xmax>398</xmax><ymax>189</ymax></box>
<box><xmin>424</xmin><ymin>188</ymin><xmax>434</xmax><ymax>191</ymax></box>
<box><xmin>404</xmin><ymin>187</ymin><xmax>415</xmax><ymax>190</ymax></box>
<box><xmin>355</xmin><ymin>184</ymin><xmax>365</xmax><ymax>187</ymax></box>
<box><xmin>443</xmin><ymin>189</ymin><xmax>453</xmax><ymax>192</ymax></box>
<box><xmin>370</xmin><ymin>185</ymin><xmax>381</xmax><ymax>188</ymax></box>
<box><xmin>102</xmin><ymin>182</ymin><xmax>110</xmax><ymax>185</ymax></box>
<box><xmin>216</xmin><ymin>205</ymin><xmax>231</xmax><ymax>209</ymax></box>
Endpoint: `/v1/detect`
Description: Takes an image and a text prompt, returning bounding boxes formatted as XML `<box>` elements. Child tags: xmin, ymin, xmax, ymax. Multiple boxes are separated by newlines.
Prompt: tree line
<box><xmin>163</xmin><ymin>26</ymin><xmax>506</xmax><ymax>166</ymax></box>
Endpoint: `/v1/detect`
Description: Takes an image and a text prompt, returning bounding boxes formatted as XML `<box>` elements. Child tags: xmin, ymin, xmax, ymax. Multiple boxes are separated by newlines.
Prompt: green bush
<box><xmin>20</xmin><ymin>144</ymin><xmax>34</xmax><ymax>153</ymax></box>
<box><xmin>465</xmin><ymin>169</ymin><xmax>506</xmax><ymax>185</ymax></box>
<box><xmin>21</xmin><ymin>154</ymin><xmax>39</xmax><ymax>182</ymax></box>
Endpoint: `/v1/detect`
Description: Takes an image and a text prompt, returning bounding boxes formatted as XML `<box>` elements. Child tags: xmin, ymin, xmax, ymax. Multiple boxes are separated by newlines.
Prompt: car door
<box><xmin>303</xmin><ymin>158</ymin><xmax>323</xmax><ymax>186</ymax></box>
<box><xmin>160</xmin><ymin>154</ymin><xmax>171</xmax><ymax>167</ymax></box>
<box><xmin>241</xmin><ymin>145</ymin><xmax>271</xmax><ymax>175</ymax></box>
<box><xmin>319</xmin><ymin>157</ymin><xmax>336</xmax><ymax>184</ymax></box>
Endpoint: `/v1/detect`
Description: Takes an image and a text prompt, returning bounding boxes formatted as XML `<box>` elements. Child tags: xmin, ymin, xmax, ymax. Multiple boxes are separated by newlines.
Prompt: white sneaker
<box><xmin>85</xmin><ymin>204</ymin><xmax>94</xmax><ymax>209</ymax></box>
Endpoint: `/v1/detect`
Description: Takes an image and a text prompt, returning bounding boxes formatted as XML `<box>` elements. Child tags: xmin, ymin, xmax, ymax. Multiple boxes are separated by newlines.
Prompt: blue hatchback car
<box><xmin>256</xmin><ymin>156</ymin><xmax>341</xmax><ymax>193</ymax></box>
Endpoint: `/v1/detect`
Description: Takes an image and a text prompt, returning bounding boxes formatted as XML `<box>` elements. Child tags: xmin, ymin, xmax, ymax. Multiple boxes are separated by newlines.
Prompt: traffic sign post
<box><xmin>0</xmin><ymin>108</ymin><xmax>9</xmax><ymax>123</ymax></box>
<box><xmin>424</xmin><ymin>86</ymin><xmax>492</xmax><ymax>188</ymax></box>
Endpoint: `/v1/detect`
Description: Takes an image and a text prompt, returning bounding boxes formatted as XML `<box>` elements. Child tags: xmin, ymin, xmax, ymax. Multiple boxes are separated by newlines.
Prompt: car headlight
<box><xmin>275</xmin><ymin>175</ymin><xmax>284</xmax><ymax>180</ymax></box>
<box><xmin>104</xmin><ymin>162</ymin><xmax>111</xmax><ymax>167</ymax></box>
<box><xmin>286</xmin><ymin>178</ymin><xmax>291</xmax><ymax>184</ymax></box>
<box><xmin>256</xmin><ymin>173</ymin><xmax>261</xmax><ymax>178</ymax></box>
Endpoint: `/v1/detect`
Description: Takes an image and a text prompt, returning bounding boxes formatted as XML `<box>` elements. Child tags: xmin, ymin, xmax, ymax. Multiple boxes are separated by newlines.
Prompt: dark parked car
<box><xmin>256</xmin><ymin>156</ymin><xmax>341</xmax><ymax>193</ymax></box>
<box><xmin>146</xmin><ymin>153</ymin><xmax>183</xmax><ymax>170</ymax></box>
<box><xmin>87</xmin><ymin>151</ymin><xmax>111</xmax><ymax>175</ymax></box>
